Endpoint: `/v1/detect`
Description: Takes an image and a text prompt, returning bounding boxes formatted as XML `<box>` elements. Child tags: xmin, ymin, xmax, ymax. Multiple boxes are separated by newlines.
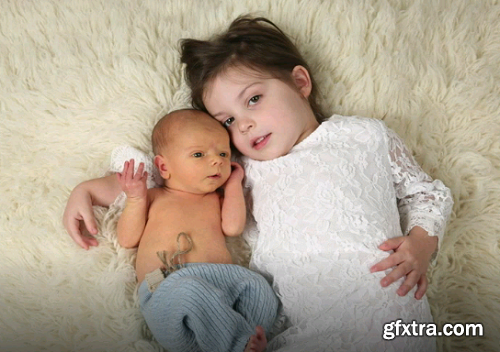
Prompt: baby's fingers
<box><xmin>134</xmin><ymin>162</ymin><xmax>145</xmax><ymax>180</ymax></box>
<box><xmin>124</xmin><ymin>159</ymin><xmax>134</xmax><ymax>180</ymax></box>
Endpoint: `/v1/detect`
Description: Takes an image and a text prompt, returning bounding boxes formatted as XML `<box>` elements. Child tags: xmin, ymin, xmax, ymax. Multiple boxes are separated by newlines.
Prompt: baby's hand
<box><xmin>370</xmin><ymin>227</ymin><xmax>437</xmax><ymax>299</ymax></box>
<box><xmin>116</xmin><ymin>159</ymin><xmax>148</xmax><ymax>200</ymax></box>
<box><xmin>228</xmin><ymin>162</ymin><xmax>245</xmax><ymax>183</ymax></box>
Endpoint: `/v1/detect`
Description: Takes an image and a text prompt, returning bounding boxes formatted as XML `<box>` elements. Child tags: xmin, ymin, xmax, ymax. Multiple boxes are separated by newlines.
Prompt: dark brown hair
<box><xmin>180</xmin><ymin>15</ymin><xmax>326</xmax><ymax>123</ymax></box>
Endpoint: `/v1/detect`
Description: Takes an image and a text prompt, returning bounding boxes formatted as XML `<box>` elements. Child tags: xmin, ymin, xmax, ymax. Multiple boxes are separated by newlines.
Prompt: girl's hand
<box><xmin>63</xmin><ymin>185</ymin><xmax>99</xmax><ymax>250</ymax></box>
<box><xmin>370</xmin><ymin>226</ymin><xmax>438</xmax><ymax>299</ymax></box>
<box><xmin>116</xmin><ymin>159</ymin><xmax>148</xmax><ymax>200</ymax></box>
<box><xmin>227</xmin><ymin>162</ymin><xmax>245</xmax><ymax>184</ymax></box>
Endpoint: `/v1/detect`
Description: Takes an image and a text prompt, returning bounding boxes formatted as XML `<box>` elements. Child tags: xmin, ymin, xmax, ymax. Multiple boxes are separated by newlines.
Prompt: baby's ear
<box><xmin>154</xmin><ymin>155</ymin><xmax>170</xmax><ymax>179</ymax></box>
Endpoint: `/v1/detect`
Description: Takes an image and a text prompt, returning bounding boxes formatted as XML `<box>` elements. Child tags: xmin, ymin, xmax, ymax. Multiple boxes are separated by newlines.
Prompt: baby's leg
<box><xmin>143</xmin><ymin>272</ymin><xmax>258</xmax><ymax>352</ymax></box>
<box><xmin>232</xmin><ymin>270</ymin><xmax>280</xmax><ymax>335</ymax></box>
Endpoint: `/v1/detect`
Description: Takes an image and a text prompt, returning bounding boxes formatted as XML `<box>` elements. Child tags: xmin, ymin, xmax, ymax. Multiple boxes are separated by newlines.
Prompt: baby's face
<box><xmin>163</xmin><ymin>116</ymin><xmax>232</xmax><ymax>194</ymax></box>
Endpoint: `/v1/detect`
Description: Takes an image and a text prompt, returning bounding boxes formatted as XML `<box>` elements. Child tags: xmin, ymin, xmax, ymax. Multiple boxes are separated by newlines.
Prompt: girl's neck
<box><xmin>296</xmin><ymin>119</ymin><xmax>320</xmax><ymax>146</ymax></box>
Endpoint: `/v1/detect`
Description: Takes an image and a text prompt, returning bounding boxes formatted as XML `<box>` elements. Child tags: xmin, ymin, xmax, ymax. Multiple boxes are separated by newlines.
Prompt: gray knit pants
<box><xmin>138</xmin><ymin>263</ymin><xmax>280</xmax><ymax>352</ymax></box>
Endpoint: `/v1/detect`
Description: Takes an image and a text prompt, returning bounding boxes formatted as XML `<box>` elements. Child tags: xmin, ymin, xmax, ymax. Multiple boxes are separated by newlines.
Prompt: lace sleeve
<box><xmin>386</xmin><ymin>128</ymin><xmax>454</xmax><ymax>248</ymax></box>
<box><xmin>109</xmin><ymin>145</ymin><xmax>163</xmax><ymax>209</ymax></box>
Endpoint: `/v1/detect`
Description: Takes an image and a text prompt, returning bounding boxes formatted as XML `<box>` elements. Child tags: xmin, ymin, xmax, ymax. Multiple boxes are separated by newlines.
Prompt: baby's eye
<box><xmin>220</xmin><ymin>152</ymin><xmax>228</xmax><ymax>157</ymax></box>
<box><xmin>223</xmin><ymin>117</ymin><xmax>235</xmax><ymax>128</ymax></box>
<box><xmin>192</xmin><ymin>152</ymin><xmax>203</xmax><ymax>158</ymax></box>
<box><xmin>249</xmin><ymin>95</ymin><xmax>260</xmax><ymax>105</ymax></box>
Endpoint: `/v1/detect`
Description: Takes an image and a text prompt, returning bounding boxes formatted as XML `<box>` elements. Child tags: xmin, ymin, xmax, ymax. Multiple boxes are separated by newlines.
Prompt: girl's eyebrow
<box><xmin>212</xmin><ymin>112</ymin><xmax>224</xmax><ymax>119</ymax></box>
<box><xmin>212</xmin><ymin>82</ymin><xmax>261</xmax><ymax>119</ymax></box>
<box><xmin>237</xmin><ymin>82</ymin><xmax>260</xmax><ymax>101</ymax></box>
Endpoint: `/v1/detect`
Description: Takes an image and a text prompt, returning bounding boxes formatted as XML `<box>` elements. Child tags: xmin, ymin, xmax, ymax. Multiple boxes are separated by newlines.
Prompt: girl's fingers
<box><xmin>414</xmin><ymin>274</ymin><xmax>428</xmax><ymax>300</ymax></box>
<box><xmin>370</xmin><ymin>251</ymin><xmax>403</xmax><ymax>273</ymax></box>
<box><xmin>67</xmin><ymin>216</ymin><xmax>98</xmax><ymax>250</ymax></box>
<box><xmin>82</xmin><ymin>234</ymin><xmax>99</xmax><ymax>248</ymax></box>
<box><xmin>378</xmin><ymin>236</ymin><xmax>405</xmax><ymax>251</ymax></box>
<box><xmin>81</xmin><ymin>209</ymin><xmax>98</xmax><ymax>235</ymax></box>
<box><xmin>396</xmin><ymin>270</ymin><xmax>420</xmax><ymax>297</ymax></box>
<box><xmin>67</xmin><ymin>217</ymin><xmax>87</xmax><ymax>249</ymax></box>
<box><xmin>379</xmin><ymin>261</ymin><xmax>410</xmax><ymax>288</ymax></box>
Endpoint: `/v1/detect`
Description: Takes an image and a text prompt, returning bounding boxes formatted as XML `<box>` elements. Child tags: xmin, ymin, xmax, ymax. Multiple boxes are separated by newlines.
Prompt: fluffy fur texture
<box><xmin>1</xmin><ymin>0</ymin><xmax>499</xmax><ymax>351</ymax></box>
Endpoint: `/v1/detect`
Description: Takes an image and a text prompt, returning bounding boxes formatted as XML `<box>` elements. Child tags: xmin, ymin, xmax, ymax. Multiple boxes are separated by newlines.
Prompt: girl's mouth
<box><xmin>252</xmin><ymin>133</ymin><xmax>271</xmax><ymax>150</ymax></box>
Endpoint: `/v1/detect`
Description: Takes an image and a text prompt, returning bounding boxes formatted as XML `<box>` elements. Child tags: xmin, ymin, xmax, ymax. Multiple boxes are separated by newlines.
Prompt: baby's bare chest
<box><xmin>147</xmin><ymin>192</ymin><xmax>222</xmax><ymax>234</ymax></box>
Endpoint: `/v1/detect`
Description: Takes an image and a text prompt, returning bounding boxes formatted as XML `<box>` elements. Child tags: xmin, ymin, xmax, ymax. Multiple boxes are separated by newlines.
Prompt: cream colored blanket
<box><xmin>1</xmin><ymin>1</ymin><xmax>499</xmax><ymax>351</ymax></box>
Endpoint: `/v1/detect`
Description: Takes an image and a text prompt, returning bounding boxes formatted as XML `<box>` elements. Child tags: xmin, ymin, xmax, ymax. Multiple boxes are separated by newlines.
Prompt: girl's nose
<box><xmin>238</xmin><ymin>118</ymin><xmax>254</xmax><ymax>134</ymax></box>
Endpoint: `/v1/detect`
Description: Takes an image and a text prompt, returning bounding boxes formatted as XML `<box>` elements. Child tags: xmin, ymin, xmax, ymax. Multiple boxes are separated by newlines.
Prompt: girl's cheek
<box><xmin>231</xmin><ymin>138</ymin><xmax>247</xmax><ymax>155</ymax></box>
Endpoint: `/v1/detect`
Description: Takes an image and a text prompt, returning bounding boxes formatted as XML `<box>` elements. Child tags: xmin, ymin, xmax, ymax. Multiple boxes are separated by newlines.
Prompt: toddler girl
<box><xmin>64</xmin><ymin>16</ymin><xmax>453</xmax><ymax>351</ymax></box>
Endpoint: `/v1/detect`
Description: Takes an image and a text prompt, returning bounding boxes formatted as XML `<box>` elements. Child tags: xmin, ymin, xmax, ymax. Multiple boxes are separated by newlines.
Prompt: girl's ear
<box><xmin>154</xmin><ymin>155</ymin><xmax>170</xmax><ymax>180</ymax></box>
<box><xmin>291</xmin><ymin>65</ymin><xmax>312</xmax><ymax>99</ymax></box>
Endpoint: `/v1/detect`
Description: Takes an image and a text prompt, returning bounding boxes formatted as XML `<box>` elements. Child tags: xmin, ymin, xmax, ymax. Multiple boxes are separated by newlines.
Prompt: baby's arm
<box><xmin>220</xmin><ymin>162</ymin><xmax>246</xmax><ymax>236</ymax></box>
<box><xmin>64</xmin><ymin>146</ymin><xmax>159</xmax><ymax>249</ymax></box>
<box><xmin>63</xmin><ymin>174</ymin><xmax>122</xmax><ymax>249</ymax></box>
<box><xmin>116</xmin><ymin>160</ymin><xmax>149</xmax><ymax>248</ymax></box>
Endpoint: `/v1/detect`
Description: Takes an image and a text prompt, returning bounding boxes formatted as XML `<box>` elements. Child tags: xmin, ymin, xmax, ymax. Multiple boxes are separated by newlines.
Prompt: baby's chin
<box><xmin>204</xmin><ymin>178</ymin><xmax>230</xmax><ymax>193</ymax></box>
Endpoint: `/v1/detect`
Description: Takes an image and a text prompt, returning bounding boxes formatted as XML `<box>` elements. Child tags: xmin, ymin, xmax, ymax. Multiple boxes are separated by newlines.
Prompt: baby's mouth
<box><xmin>208</xmin><ymin>173</ymin><xmax>221</xmax><ymax>179</ymax></box>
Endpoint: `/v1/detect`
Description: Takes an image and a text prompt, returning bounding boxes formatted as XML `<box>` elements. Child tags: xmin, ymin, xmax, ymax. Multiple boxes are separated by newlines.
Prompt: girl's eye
<box><xmin>223</xmin><ymin>117</ymin><xmax>235</xmax><ymax>128</ymax></box>
<box><xmin>192</xmin><ymin>152</ymin><xmax>203</xmax><ymax>158</ymax></box>
<box><xmin>249</xmin><ymin>95</ymin><xmax>260</xmax><ymax>105</ymax></box>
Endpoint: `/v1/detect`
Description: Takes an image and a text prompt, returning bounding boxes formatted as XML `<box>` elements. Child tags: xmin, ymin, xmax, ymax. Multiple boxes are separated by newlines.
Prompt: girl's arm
<box><xmin>64</xmin><ymin>146</ymin><xmax>160</xmax><ymax>249</ymax></box>
<box><xmin>220</xmin><ymin>162</ymin><xmax>246</xmax><ymax>236</ymax></box>
<box><xmin>371</xmin><ymin>125</ymin><xmax>454</xmax><ymax>298</ymax></box>
<box><xmin>63</xmin><ymin>174</ymin><xmax>122</xmax><ymax>249</ymax></box>
<box><xmin>387</xmin><ymin>127</ymin><xmax>454</xmax><ymax>248</ymax></box>
<box><xmin>116</xmin><ymin>160</ymin><xmax>149</xmax><ymax>248</ymax></box>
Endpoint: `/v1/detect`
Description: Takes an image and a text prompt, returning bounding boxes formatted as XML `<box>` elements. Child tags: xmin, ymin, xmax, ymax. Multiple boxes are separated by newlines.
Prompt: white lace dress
<box><xmin>239</xmin><ymin>115</ymin><xmax>453</xmax><ymax>352</ymax></box>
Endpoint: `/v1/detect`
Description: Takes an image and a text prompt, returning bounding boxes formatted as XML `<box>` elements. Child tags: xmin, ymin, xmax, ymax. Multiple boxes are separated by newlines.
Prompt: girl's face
<box><xmin>203</xmin><ymin>65</ymin><xmax>319</xmax><ymax>161</ymax></box>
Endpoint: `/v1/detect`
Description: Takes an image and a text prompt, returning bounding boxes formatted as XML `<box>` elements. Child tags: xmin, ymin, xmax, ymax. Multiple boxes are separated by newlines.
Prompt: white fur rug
<box><xmin>1</xmin><ymin>0</ymin><xmax>499</xmax><ymax>351</ymax></box>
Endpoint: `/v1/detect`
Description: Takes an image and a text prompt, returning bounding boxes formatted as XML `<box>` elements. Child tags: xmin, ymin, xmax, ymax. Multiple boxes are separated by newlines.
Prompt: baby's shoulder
<box><xmin>147</xmin><ymin>186</ymin><xmax>166</xmax><ymax>203</ymax></box>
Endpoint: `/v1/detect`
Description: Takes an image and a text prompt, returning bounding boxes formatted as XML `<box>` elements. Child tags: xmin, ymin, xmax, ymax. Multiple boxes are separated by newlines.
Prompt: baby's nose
<box><xmin>212</xmin><ymin>156</ymin><xmax>223</xmax><ymax>165</ymax></box>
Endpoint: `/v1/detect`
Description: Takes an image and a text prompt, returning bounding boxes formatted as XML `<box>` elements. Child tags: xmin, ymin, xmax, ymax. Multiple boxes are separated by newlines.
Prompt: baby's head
<box><xmin>152</xmin><ymin>109</ymin><xmax>232</xmax><ymax>194</ymax></box>
<box><xmin>181</xmin><ymin>16</ymin><xmax>326</xmax><ymax>161</ymax></box>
